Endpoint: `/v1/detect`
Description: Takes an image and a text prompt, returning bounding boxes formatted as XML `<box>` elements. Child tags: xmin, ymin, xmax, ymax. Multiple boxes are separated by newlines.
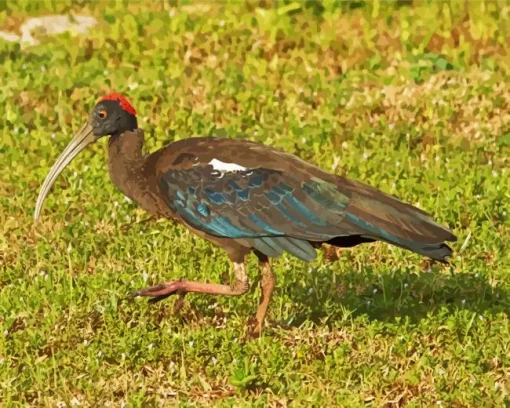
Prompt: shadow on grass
<box><xmin>281</xmin><ymin>265</ymin><xmax>510</xmax><ymax>329</ymax></box>
<box><xmin>125</xmin><ymin>264</ymin><xmax>509</xmax><ymax>336</ymax></box>
<box><xmin>109</xmin><ymin>246</ymin><xmax>508</xmax><ymax>334</ymax></box>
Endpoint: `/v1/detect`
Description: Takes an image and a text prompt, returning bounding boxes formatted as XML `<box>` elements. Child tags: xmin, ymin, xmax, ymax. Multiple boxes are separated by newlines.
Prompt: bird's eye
<box><xmin>98</xmin><ymin>109</ymin><xmax>108</xmax><ymax>119</ymax></box>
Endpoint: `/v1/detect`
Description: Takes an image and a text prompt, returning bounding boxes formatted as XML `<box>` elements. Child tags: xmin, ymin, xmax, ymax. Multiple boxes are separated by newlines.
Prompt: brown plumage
<box><xmin>34</xmin><ymin>93</ymin><xmax>457</xmax><ymax>337</ymax></box>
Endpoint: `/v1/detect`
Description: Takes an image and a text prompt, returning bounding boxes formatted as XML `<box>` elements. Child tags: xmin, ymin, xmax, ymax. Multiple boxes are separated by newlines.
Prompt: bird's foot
<box><xmin>132</xmin><ymin>281</ymin><xmax>187</xmax><ymax>314</ymax></box>
<box><xmin>246</xmin><ymin>316</ymin><xmax>263</xmax><ymax>339</ymax></box>
<box><xmin>132</xmin><ymin>281</ymin><xmax>179</xmax><ymax>298</ymax></box>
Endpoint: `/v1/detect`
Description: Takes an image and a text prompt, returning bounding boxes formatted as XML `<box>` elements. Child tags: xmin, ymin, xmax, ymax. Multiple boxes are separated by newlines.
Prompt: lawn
<box><xmin>0</xmin><ymin>0</ymin><xmax>509</xmax><ymax>406</ymax></box>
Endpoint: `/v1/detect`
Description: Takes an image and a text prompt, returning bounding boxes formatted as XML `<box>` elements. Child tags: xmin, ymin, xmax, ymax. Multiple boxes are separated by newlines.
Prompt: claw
<box><xmin>130</xmin><ymin>289</ymin><xmax>141</xmax><ymax>298</ymax></box>
<box><xmin>135</xmin><ymin>282</ymin><xmax>179</xmax><ymax>297</ymax></box>
<box><xmin>133</xmin><ymin>281</ymin><xmax>187</xmax><ymax>313</ymax></box>
<box><xmin>246</xmin><ymin>316</ymin><xmax>262</xmax><ymax>339</ymax></box>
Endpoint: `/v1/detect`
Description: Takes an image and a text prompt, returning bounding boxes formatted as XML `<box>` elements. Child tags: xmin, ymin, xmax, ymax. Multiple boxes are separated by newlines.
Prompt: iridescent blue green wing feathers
<box><xmin>152</xmin><ymin>137</ymin><xmax>456</xmax><ymax>263</ymax></box>
<box><xmin>159</xmin><ymin>163</ymin><xmax>356</xmax><ymax>261</ymax></box>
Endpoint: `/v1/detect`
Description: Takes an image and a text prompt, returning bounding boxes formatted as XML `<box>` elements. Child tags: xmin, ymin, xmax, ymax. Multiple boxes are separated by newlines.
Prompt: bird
<box><xmin>34</xmin><ymin>93</ymin><xmax>457</xmax><ymax>337</ymax></box>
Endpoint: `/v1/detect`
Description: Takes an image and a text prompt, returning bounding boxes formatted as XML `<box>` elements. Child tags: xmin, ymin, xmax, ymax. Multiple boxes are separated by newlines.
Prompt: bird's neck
<box><xmin>107</xmin><ymin>129</ymin><xmax>146</xmax><ymax>199</ymax></box>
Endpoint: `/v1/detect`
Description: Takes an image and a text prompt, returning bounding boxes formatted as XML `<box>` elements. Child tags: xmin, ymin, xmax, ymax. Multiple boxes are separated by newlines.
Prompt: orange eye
<box><xmin>98</xmin><ymin>109</ymin><xmax>107</xmax><ymax>119</ymax></box>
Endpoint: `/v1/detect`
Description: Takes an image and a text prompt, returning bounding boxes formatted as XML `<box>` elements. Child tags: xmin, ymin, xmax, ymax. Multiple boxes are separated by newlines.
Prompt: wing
<box><xmin>158</xmin><ymin>163</ymin><xmax>354</xmax><ymax>261</ymax></box>
<box><xmin>151</xmin><ymin>137</ymin><xmax>456</xmax><ymax>263</ymax></box>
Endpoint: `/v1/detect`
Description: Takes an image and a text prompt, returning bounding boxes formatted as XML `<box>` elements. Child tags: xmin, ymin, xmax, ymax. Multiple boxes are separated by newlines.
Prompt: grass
<box><xmin>0</xmin><ymin>0</ymin><xmax>509</xmax><ymax>406</ymax></box>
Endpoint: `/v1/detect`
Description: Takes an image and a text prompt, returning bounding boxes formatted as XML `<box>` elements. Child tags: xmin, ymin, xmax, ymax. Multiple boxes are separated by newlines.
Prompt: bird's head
<box><xmin>34</xmin><ymin>93</ymin><xmax>138</xmax><ymax>221</ymax></box>
<box><xmin>89</xmin><ymin>93</ymin><xmax>138</xmax><ymax>137</ymax></box>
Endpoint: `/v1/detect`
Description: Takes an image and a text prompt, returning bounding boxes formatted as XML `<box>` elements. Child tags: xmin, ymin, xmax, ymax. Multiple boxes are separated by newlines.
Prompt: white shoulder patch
<box><xmin>208</xmin><ymin>158</ymin><xmax>247</xmax><ymax>172</ymax></box>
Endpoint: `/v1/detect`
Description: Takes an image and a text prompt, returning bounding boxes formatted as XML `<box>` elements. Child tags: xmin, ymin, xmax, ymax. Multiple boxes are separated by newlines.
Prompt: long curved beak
<box><xmin>34</xmin><ymin>122</ymin><xmax>95</xmax><ymax>221</ymax></box>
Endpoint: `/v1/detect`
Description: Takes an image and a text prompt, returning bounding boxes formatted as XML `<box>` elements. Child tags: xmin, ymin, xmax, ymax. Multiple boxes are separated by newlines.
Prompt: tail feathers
<box><xmin>340</xmin><ymin>179</ymin><xmax>457</xmax><ymax>261</ymax></box>
<box><xmin>411</xmin><ymin>242</ymin><xmax>453</xmax><ymax>262</ymax></box>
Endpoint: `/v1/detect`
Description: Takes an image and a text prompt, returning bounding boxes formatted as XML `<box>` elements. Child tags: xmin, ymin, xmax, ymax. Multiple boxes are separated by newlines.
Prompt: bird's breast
<box><xmin>114</xmin><ymin>169</ymin><xmax>172</xmax><ymax>219</ymax></box>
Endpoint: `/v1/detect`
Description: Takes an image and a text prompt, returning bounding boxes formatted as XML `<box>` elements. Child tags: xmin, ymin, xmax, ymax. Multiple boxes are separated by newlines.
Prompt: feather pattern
<box><xmin>149</xmin><ymin>137</ymin><xmax>456</xmax><ymax>262</ymax></box>
<box><xmin>159</xmin><ymin>164</ymin><xmax>352</xmax><ymax>261</ymax></box>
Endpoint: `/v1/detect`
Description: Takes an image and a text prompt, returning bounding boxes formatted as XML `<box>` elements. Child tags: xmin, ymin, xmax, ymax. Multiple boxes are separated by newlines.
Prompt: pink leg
<box><xmin>133</xmin><ymin>262</ymin><xmax>249</xmax><ymax>311</ymax></box>
<box><xmin>248</xmin><ymin>254</ymin><xmax>275</xmax><ymax>338</ymax></box>
<box><xmin>135</xmin><ymin>255</ymin><xmax>276</xmax><ymax>337</ymax></box>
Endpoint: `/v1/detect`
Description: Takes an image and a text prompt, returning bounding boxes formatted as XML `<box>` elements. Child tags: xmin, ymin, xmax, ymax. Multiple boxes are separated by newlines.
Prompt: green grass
<box><xmin>1</xmin><ymin>0</ymin><xmax>509</xmax><ymax>406</ymax></box>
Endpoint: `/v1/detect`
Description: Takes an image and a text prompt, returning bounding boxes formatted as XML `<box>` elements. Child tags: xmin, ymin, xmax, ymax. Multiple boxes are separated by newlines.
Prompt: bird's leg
<box><xmin>247</xmin><ymin>254</ymin><xmax>275</xmax><ymax>338</ymax></box>
<box><xmin>133</xmin><ymin>262</ymin><xmax>249</xmax><ymax>308</ymax></box>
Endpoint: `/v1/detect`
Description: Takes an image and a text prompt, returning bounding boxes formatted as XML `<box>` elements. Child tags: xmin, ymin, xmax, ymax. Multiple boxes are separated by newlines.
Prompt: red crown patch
<box><xmin>99</xmin><ymin>93</ymin><xmax>136</xmax><ymax>116</ymax></box>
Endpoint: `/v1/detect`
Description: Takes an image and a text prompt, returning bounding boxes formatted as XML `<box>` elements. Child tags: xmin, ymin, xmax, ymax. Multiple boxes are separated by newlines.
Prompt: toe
<box><xmin>135</xmin><ymin>282</ymin><xmax>179</xmax><ymax>298</ymax></box>
<box><xmin>246</xmin><ymin>316</ymin><xmax>262</xmax><ymax>338</ymax></box>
